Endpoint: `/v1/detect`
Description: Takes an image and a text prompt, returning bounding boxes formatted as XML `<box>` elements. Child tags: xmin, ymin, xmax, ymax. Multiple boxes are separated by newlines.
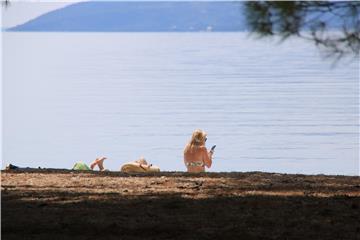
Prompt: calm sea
<box><xmin>3</xmin><ymin>32</ymin><xmax>359</xmax><ymax>175</ymax></box>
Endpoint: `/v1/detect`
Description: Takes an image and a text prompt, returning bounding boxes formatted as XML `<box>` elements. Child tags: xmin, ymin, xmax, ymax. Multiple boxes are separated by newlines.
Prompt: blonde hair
<box><xmin>184</xmin><ymin>129</ymin><xmax>207</xmax><ymax>154</ymax></box>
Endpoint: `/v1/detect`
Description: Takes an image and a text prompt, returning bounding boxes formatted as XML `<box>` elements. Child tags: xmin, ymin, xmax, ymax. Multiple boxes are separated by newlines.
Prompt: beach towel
<box><xmin>72</xmin><ymin>162</ymin><xmax>91</xmax><ymax>171</ymax></box>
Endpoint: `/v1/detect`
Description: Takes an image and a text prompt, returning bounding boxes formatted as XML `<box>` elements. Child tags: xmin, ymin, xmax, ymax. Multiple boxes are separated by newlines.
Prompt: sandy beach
<box><xmin>2</xmin><ymin>170</ymin><xmax>360</xmax><ymax>239</ymax></box>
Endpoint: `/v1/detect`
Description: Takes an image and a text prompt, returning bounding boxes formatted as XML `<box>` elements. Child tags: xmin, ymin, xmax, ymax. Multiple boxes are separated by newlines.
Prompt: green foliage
<box><xmin>244</xmin><ymin>1</ymin><xmax>360</xmax><ymax>60</ymax></box>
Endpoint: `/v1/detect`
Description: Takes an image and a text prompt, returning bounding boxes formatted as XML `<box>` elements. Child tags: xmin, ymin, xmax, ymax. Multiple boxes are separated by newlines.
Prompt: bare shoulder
<box><xmin>199</xmin><ymin>146</ymin><xmax>208</xmax><ymax>152</ymax></box>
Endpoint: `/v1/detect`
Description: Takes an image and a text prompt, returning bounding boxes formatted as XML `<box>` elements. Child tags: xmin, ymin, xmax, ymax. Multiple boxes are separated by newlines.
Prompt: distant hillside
<box><xmin>7</xmin><ymin>1</ymin><xmax>247</xmax><ymax>32</ymax></box>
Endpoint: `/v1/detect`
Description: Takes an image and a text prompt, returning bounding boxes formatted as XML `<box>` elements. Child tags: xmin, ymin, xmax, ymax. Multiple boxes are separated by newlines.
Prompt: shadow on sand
<box><xmin>2</xmin><ymin>186</ymin><xmax>360</xmax><ymax>240</ymax></box>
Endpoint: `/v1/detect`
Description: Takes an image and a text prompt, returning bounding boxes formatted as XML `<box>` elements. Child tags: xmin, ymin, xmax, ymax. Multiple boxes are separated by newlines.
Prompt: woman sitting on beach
<box><xmin>184</xmin><ymin>129</ymin><xmax>214</xmax><ymax>173</ymax></box>
<box><xmin>73</xmin><ymin>156</ymin><xmax>107</xmax><ymax>171</ymax></box>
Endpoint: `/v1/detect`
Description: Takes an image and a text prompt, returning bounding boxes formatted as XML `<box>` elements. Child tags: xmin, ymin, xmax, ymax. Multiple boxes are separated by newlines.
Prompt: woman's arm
<box><xmin>184</xmin><ymin>158</ymin><xmax>188</xmax><ymax>167</ymax></box>
<box><xmin>203</xmin><ymin>147</ymin><xmax>213</xmax><ymax>168</ymax></box>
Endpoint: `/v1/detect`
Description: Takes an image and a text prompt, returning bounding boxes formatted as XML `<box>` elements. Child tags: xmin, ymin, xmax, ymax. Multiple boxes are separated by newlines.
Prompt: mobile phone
<box><xmin>211</xmin><ymin>145</ymin><xmax>216</xmax><ymax>151</ymax></box>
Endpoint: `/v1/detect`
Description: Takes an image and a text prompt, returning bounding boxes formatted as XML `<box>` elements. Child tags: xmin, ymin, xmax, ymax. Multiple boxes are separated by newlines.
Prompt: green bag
<box><xmin>72</xmin><ymin>162</ymin><xmax>91</xmax><ymax>171</ymax></box>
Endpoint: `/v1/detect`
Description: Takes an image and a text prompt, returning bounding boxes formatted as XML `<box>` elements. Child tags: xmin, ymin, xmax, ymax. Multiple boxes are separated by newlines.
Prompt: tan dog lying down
<box><xmin>121</xmin><ymin>157</ymin><xmax>160</xmax><ymax>173</ymax></box>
